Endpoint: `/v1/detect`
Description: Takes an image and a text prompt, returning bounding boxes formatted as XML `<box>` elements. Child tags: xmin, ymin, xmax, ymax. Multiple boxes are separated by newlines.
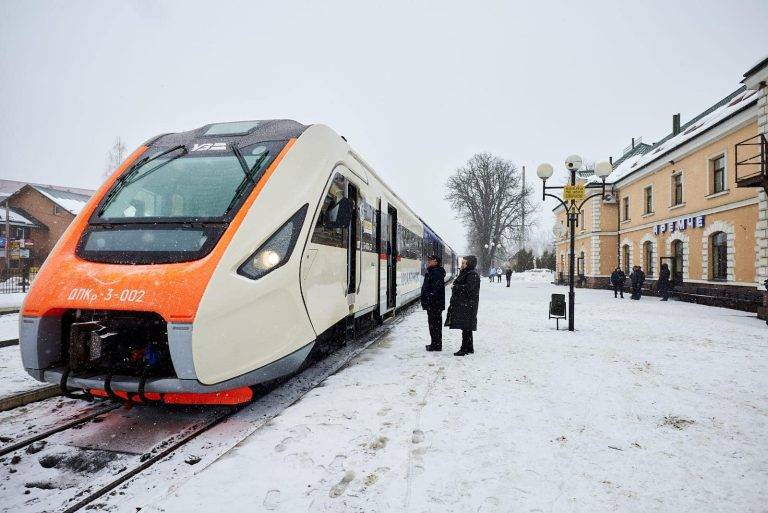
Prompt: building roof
<box><xmin>0</xmin><ymin>179</ymin><xmax>94</xmax><ymax>199</ymax></box>
<box><xmin>30</xmin><ymin>185</ymin><xmax>92</xmax><ymax>215</ymax></box>
<box><xmin>591</xmin><ymin>85</ymin><xmax>759</xmax><ymax>186</ymax></box>
<box><xmin>0</xmin><ymin>206</ymin><xmax>40</xmax><ymax>227</ymax></box>
<box><xmin>743</xmin><ymin>55</ymin><xmax>768</xmax><ymax>80</ymax></box>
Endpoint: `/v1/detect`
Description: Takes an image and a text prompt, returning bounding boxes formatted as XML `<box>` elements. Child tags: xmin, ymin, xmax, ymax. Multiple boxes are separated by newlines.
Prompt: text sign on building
<box><xmin>563</xmin><ymin>185</ymin><xmax>586</xmax><ymax>201</ymax></box>
<box><xmin>653</xmin><ymin>215</ymin><xmax>705</xmax><ymax>235</ymax></box>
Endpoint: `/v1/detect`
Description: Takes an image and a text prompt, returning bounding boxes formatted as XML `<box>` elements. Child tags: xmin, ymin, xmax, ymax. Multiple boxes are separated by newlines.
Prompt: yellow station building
<box><xmin>554</xmin><ymin>57</ymin><xmax>768</xmax><ymax>317</ymax></box>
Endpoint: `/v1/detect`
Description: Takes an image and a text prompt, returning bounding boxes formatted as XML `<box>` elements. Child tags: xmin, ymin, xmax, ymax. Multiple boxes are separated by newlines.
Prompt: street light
<box><xmin>537</xmin><ymin>156</ymin><xmax>612</xmax><ymax>331</ymax></box>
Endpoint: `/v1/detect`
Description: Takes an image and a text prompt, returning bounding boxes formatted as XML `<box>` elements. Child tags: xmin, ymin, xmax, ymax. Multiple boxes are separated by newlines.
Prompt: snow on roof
<box><xmin>0</xmin><ymin>207</ymin><xmax>36</xmax><ymax>226</ymax></box>
<box><xmin>32</xmin><ymin>185</ymin><xmax>92</xmax><ymax>215</ymax></box>
<box><xmin>590</xmin><ymin>86</ymin><xmax>759</xmax><ymax>186</ymax></box>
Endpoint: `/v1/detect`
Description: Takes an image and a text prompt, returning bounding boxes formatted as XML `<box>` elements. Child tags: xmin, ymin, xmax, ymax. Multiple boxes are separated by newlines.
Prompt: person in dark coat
<box><xmin>658</xmin><ymin>262</ymin><xmax>671</xmax><ymax>301</ymax></box>
<box><xmin>421</xmin><ymin>255</ymin><xmax>446</xmax><ymax>351</ymax></box>
<box><xmin>445</xmin><ymin>255</ymin><xmax>480</xmax><ymax>356</ymax></box>
<box><xmin>610</xmin><ymin>267</ymin><xmax>626</xmax><ymax>298</ymax></box>
<box><xmin>629</xmin><ymin>265</ymin><xmax>646</xmax><ymax>300</ymax></box>
<box><xmin>505</xmin><ymin>266</ymin><xmax>512</xmax><ymax>287</ymax></box>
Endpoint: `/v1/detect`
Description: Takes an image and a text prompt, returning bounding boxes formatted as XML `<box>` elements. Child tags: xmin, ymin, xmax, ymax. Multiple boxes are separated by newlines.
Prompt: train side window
<box><xmin>312</xmin><ymin>173</ymin><xmax>347</xmax><ymax>248</ymax></box>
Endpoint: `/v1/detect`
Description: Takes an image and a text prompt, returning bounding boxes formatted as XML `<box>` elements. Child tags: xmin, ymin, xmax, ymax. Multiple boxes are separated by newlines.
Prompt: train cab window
<box><xmin>98</xmin><ymin>140</ymin><xmax>285</xmax><ymax>221</ymax></box>
<box><xmin>311</xmin><ymin>173</ymin><xmax>348</xmax><ymax>248</ymax></box>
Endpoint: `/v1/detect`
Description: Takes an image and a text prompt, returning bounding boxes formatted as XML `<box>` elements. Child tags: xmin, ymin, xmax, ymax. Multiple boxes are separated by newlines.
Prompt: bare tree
<box><xmin>104</xmin><ymin>137</ymin><xmax>127</xmax><ymax>178</ymax></box>
<box><xmin>445</xmin><ymin>153</ymin><xmax>537</xmax><ymax>273</ymax></box>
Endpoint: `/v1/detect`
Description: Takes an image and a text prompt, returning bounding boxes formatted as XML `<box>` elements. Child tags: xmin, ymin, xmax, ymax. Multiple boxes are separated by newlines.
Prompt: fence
<box><xmin>0</xmin><ymin>268</ymin><xmax>38</xmax><ymax>294</ymax></box>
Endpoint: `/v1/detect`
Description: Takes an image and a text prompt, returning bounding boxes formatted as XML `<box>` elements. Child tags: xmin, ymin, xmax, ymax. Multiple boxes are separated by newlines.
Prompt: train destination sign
<box><xmin>653</xmin><ymin>215</ymin><xmax>705</xmax><ymax>235</ymax></box>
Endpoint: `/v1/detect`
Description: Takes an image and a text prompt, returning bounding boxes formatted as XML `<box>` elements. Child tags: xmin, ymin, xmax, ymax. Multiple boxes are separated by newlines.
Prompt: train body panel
<box><xmin>18</xmin><ymin>120</ymin><xmax>457</xmax><ymax>404</ymax></box>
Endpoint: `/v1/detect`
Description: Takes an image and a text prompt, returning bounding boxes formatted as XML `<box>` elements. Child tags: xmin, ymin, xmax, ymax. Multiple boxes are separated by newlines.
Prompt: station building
<box><xmin>0</xmin><ymin>180</ymin><xmax>93</xmax><ymax>271</ymax></box>
<box><xmin>554</xmin><ymin>57</ymin><xmax>768</xmax><ymax>317</ymax></box>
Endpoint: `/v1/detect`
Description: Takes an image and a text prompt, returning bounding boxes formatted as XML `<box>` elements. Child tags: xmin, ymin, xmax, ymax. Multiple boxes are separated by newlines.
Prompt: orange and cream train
<box><xmin>20</xmin><ymin>120</ymin><xmax>456</xmax><ymax>405</ymax></box>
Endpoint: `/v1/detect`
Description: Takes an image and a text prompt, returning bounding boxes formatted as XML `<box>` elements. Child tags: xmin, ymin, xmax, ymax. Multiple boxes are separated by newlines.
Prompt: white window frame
<box><xmin>670</xmin><ymin>170</ymin><xmax>685</xmax><ymax>208</ymax></box>
<box><xmin>621</xmin><ymin>196</ymin><xmax>630</xmax><ymax>222</ymax></box>
<box><xmin>643</xmin><ymin>185</ymin><xmax>654</xmax><ymax>215</ymax></box>
<box><xmin>707</xmin><ymin>152</ymin><xmax>728</xmax><ymax>197</ymax></box>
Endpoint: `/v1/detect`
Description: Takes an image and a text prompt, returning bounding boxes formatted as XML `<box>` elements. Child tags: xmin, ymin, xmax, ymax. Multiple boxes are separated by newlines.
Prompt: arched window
<box><xmin>643</xmin><ymin>241</ymin><xmax>654</xmax><ymax>277</ymax></box>
<box><xmin>577</xmin><ymin>251</ymin><xmax>585</xmax><ymax>276</ymax></box>
<box><xmin>711</xmin><ymin>231</ymin><xmax>727</xmax><ymax>280</ymax></box>
<box><xmin>672</xmin><ymin>239</ymin><xmax>683</xmax><ymax>282</ymax></box>
<box><xmin>622</xmin><ymin>244</ymin><xmax>630</xmax><ymax>274</ymax></box>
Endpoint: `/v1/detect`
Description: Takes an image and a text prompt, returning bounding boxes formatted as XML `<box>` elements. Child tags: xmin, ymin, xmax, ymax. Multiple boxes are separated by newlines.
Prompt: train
<box><xmin>19</xmin><ymin>120</ymin><xmax>457</xmax><ymax>405</ymax></box>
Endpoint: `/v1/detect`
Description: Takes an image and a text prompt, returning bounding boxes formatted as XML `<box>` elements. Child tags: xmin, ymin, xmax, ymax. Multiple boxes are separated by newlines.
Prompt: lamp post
<box><xmin>536</xmin><ymin>156</ymin><xmax>612</xmax><ymax>331</ymax></box>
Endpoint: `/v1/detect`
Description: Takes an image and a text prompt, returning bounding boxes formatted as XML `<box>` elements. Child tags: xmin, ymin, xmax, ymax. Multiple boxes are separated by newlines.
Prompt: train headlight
<box><xmin>237</xmin><ymin>204</ymin><xmax>309</xmax><ymax>281</ymax></box>
<box><xmin>261</xmin><ymin>250</ymin><xmax>281</xmax><ymax>268</ymax></box>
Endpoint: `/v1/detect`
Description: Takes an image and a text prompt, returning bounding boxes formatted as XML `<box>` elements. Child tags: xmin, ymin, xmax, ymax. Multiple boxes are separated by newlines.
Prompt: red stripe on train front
<box><xmin>89</xmin><ymin>386</ymin><xmax>253</xmax><ymax>405</ymax></box>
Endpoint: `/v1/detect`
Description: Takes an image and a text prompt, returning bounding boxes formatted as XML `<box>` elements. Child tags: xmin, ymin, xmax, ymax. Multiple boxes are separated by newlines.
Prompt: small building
<box><xmin>1</xmin><ymin>180</ymin><xmax>93</xmax><ymax>271</ymax></box>
<box><xmin>554</xmin><ymin>57</ymin><xmax>768</xmax><ymax>317</ymax></box>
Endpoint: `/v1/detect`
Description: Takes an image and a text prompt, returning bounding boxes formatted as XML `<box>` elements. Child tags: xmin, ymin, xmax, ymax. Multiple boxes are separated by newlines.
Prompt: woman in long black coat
<box><xmin>446</xmin><ymin>255</ymin><xmax>480</xmax><ymax>356</ymax></box>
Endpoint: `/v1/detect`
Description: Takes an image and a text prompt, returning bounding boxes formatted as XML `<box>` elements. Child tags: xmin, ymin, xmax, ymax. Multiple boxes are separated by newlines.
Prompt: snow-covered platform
<box><xmin>140</xmin><ymin>279</ymin><xmax>768</xmax><ymax>513</ymax></box>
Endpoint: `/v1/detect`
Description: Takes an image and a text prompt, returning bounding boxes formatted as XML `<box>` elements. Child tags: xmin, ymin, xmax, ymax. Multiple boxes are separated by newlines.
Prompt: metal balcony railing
<box><xmin>735</xmin><ymin>133</ymin><xmax>767</xmax><ymax>191</ymax></box>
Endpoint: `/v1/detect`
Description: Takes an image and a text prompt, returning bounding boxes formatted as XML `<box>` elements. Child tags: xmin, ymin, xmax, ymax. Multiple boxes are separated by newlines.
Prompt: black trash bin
<box><xmin>549</xmin><ymin>293</ymin><xmax>566</xmax><ymax>330</ymax></box>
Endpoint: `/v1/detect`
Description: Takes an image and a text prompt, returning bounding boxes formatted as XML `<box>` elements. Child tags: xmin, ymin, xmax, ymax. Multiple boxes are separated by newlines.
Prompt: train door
<box><xmin>347</xmin><ymin>183</ymin><xmax>360</xmax><ymax>296</ymax></box>
<box><xmin>376</xmin><ymin>201</ymin><xmax>386</xmax><ymax>316</ymax></box>
<box><xmin>387</xmin><ymin>205</ymin><xmax>398</xmax><ymax>309</ymax></box>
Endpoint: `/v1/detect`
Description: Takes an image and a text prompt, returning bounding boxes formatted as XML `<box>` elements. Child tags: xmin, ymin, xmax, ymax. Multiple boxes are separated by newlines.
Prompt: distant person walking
<box><xmin>446</xmin><ymin>255</ymin><xmax>480</xmax><ymax>356</ymax></box>
<box><xmin>505</xmin><ymin>267</ymin><xmax>512</xmax><ymax>287</ymax></box>
<box><xmin>496</xmin><ymin>267</ymin><xmax>503</xmax><ymax>283</ymax></box>
<box><xmin>630</xmin><ymin>265</ymin><xmax>646</xmax><ymax>300</ymax></box>
<box><xmin>658</xmin><ymin>262</ymin><xmax>671</xmax><ymax>301</ymax></box>
<box><xmin>487</xmin><ymin>266</ymin><xmax>494</xmax><ymax>283</ymax></box>
<box><xmin>610</xmin><ymin>267</ymin><xmax>626</xmax><ymax>298</ymax></box>
<box><xmin>422</xmin><ymin>254</ymin><xmax>446</xmax><ymax>351</ymax></box>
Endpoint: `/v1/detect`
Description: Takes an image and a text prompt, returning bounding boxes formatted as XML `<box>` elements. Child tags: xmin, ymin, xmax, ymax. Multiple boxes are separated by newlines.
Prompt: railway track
<box><xmin>0</xmin><ymin>303</ymin><xmax>415</xmax><ymax>513</ymax></box>
<box><xmin>0</xmin><ymin>402</ymin><xmax>120</xmax><ymax>457</ymax></box>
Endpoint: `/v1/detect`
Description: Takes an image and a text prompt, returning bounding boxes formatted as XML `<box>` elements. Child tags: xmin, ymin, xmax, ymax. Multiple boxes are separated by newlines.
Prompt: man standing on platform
<box><xmin>422</xmin><ymin>255</ymin><xmax>446</xmax><ymax>351</ymax></box>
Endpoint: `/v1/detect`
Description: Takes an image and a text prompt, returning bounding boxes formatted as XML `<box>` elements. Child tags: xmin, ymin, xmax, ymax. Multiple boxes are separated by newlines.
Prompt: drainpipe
<box><xmin>616</xmin><ymin>185</ymin><xmax>621</xmax><ymax>271</ymax></box>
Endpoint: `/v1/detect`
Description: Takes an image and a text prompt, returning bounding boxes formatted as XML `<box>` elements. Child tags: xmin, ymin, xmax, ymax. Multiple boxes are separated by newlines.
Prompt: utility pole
<box><xmin>4</xmin><ymin>198</ymin><xmax>10</xmax><ymax>269</ymax></box>
<box><xmin>520</xmin><ymin>165</ymin><xmax>526</xmax><ymax>251</ymax></box>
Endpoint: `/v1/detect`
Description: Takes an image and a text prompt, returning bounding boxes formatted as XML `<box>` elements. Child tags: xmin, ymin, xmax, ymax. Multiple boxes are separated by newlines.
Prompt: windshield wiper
<box><xmin>122</xmin><ymin>145</ymin><xmax>188</xmax><ymax>187</ymax></box>
<box><xmin>225</xmin><ymin>144</ymin><xmax>270</xmax><ymax>214</ymax></box>
<box><xmin>99</xmin><ymin>145</ymin><xmax>187</xmax><ymax>216</ymax></box>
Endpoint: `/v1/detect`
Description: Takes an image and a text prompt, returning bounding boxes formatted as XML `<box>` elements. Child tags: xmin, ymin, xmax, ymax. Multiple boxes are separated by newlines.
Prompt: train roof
<box><xmin>145</xmin><ymin>119</ymin><xmax>309</xmax><ymax>147</ymax></box>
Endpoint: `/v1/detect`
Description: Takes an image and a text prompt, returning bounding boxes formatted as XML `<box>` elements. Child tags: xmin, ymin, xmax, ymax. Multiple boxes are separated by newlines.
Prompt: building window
<box><xmin>711</xmin><ymin>155</ymin><xmax>726</xmax><ymax>194</ymax></box>
<box><xmin>643</xmin><ymin>186</ymin><xmax>653</xmax><ymax>214</ymax></box>
<box><xmin>53</xmin><ymin>204</ymin><xmax>63</xmax><ymax>215</ymax></box>
<box><xmin>672</xmin><ymin>173</ymin><xmax>683</xmax><ymax>206</ymax></box>
<box><xmin>672</xmin><ymin>239</ymin><xmax>684</xmax><ymax>282</ymax></box>
<box><xmin>643</xmin><ymin>241</ymin><xmax>654</xmax><ymax>276</ymax></box>
<box><xmin>577</xmin><ymin>251</ymin><xmax>585</xmax><ymax>276</ymax></box>
<box><xmin>710</xmin><ymin>231</ymin><xmax>727</xmax><ymax>280</ymax></box>
<box><xmin>15</xmin><ymin>227</ymin><xmax>27</xmax><ymax>239</ymax></box>
<box><xmin>622</xmin><ymin>244</ymin><xmax>630</xmax><ymax>274</ymax></box>
<box><xmin>622</xmin><ymin>197</ymin><xmax>630</xmax><ymax>221</ymax></box>
<box><xmin>578</xmin><ymin>210</ymin><xmax>585</xmax><ymax>230</ymax></box>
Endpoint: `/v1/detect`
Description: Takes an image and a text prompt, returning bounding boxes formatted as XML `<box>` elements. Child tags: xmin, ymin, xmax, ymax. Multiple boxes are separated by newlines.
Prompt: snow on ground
<box><xmin>0</xmin><ymin>312</ymin><xmax>48</xmax><ymax>399</ymax></box>
<box><xmin>0</xmin><ymin>313</ymin><xmax>18</xmax><ymax>341</ymax></box>
<box><xmin>0</xmin><ymin>293</ymin><xmax>25</xmax><ymax>310</ymax></box>
<box><xmin>138</xmin><ymin>282</ymin><xmax>767</xmax><ymax>513</ymax></box>
<box><xmin>0</xmin><ymin>344</ymin><xmax>47</xmax><ymax>399</ymax></box>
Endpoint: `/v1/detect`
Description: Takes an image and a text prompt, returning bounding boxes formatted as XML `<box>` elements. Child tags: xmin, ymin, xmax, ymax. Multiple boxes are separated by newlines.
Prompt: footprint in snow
<box><xmin>329</xmin><ymin>471</ymin><xmax>355</xmax><ymax>498</ymax></box>
<box><xmin>263</xmin><ymin>489</ymin><xmax>281</xmax><ymax>510</ymax></box>
<box><xmin>412</xmin><ymin>430</ymin><xmax>425</xmax><ymax>444</ymax></box>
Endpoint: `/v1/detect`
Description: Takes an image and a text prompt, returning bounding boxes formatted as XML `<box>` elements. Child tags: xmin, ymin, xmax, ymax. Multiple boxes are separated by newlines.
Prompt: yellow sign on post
<box><xmin>563</xmin><ymin>184</ymin><xmax>586</xmax><ymax>201</ymax></box>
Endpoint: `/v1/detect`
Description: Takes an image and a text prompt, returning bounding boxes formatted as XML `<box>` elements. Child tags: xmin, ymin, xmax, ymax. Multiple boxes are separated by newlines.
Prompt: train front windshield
<box><xmin>77</xmin><ymin>140</ymin><xmax>287</xmax><ymax>264</ymax></box>
<box><xmin>100</xmin><ymin>141</ymin><xmax>284</xmax><ymax>220</ymax></box>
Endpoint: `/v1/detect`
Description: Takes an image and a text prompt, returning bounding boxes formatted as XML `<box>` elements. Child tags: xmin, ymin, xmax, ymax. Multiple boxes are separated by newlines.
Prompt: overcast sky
<box><xmin>1</xmin><ymin>0</ymin><xmax>766</xmax><ymax>253</ymax></box>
